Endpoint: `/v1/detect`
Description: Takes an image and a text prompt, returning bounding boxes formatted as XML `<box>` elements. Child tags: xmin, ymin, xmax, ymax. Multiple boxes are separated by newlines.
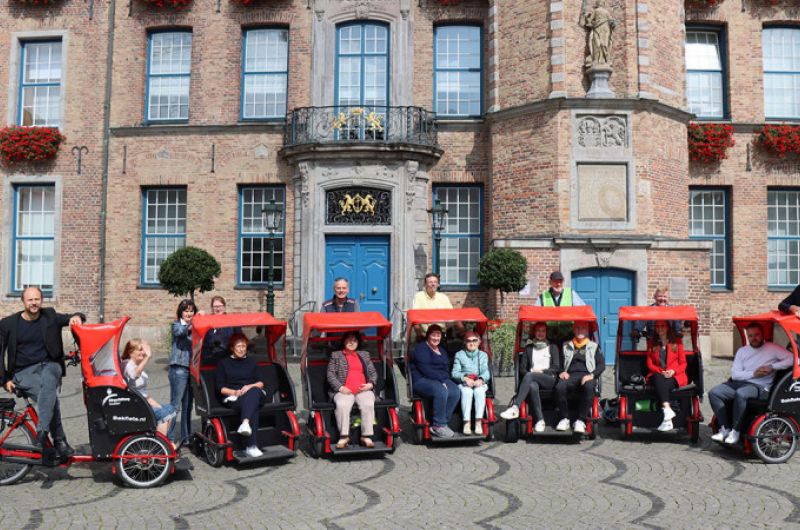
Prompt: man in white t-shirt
<box><xmin>709</xmin><ymin>322</ymin><xmax>794</xmax><ymax>445</ymax></box>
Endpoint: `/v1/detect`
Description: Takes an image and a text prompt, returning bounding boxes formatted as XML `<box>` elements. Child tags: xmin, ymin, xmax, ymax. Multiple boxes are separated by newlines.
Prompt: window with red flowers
<box><xmin>687</xmin><ymin>123</ymin><xmax>735</xmax><ymax>163</ymax></box>
<box><xmin>756</xmin><ymin>124</ymin><xmax>800</xmax><ymax>158</ymax></box>
<box><xmin>0</xmin><ymin>126</ymin><xmax>65</xmax><ymax>163</ymax></box>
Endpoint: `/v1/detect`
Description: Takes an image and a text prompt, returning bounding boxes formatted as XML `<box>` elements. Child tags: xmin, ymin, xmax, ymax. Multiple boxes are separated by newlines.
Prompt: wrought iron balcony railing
<box><xmin>284</xmin><ymin>105</ymin><xmax>438</xmax><ymax>149</ymax></box>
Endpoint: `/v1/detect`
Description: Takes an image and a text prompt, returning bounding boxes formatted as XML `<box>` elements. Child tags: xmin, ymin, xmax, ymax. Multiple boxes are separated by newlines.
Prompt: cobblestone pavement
<box><xmin>2</xmin><ymin>356</ymin><xmax>800</xmax><ymax>529</ymax></box>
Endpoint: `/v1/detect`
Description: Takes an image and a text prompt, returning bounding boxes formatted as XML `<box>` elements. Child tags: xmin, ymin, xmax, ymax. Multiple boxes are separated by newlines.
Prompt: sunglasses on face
<box><xmin>466</xmin><ymin>338</ymin><xmax>480</xmax><ymax>343</ymax></box>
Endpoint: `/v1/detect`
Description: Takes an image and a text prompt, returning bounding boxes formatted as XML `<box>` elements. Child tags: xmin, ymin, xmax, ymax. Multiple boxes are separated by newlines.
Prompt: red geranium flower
<box><xmin>756</xmin><ymin>124</ymin><xmax>800</xmax><ymax>158</ymax></box>
<box><xmin>0</xmin><ymin>126</ymin><xmax>66</xmax><ymax>163</ymax></box>
<box><xmin>687</xmin><ymin>122</ymin><xmax>735</xmax><ymax>163</ymax></box>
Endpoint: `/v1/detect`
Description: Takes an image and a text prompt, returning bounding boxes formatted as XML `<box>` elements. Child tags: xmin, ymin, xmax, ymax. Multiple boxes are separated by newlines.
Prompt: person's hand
<box><xmin>580</xmin><ymin>374</ymin><xmax>594</xmax><ymax>385</ymax></box>
<box><xmin>69</xmin><ymin>315</ymin><xmax>82</xmax><ymax>327</ymax></box>
<box><xmin>358</xmin><ymin>383</ymin><xmax>373</xmax><ymax>393</ymax></box>
<box><xmin>474</xmin><ymin>378</ymin><xmax>484</xmax><ymax>388</ymax></box>
<box><xmin>559</xmin><ymin>372</ymin><xmax>569</xmax><ymax>380</ymax></box>
<box><xmin>463</xmin><ymin>377</ymin><xmax>474</xmax><ymax>387</ymax></box>
<box><xmin>142</xmin><ymin>341</ymin><xmax>152</xmax><ymax>359</ymax></box>
<box><xmin>340</xmin><ymin>386</ymin><xmax>352</xmax><ymax>395</ymax></box>
<box><xmin>3</xmin><ymin>380</ymin><xmax>15</xmax><ymax>394</ymax></box>
<box><xmin>664</xmin><ymin>369</ymin><xmax>675</xmax><ymax>378</ymax></box>
<box><xmin>754</xmin><ymin>365</ymin><xmax>774</xmax><ymax>377</ymax></box>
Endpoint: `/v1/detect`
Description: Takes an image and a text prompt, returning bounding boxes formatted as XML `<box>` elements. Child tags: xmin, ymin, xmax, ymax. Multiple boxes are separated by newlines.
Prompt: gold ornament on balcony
<box><xmin>331</xmin><ymin>108</ymin><xmax>384</xmax><ymax>132</ymax></box>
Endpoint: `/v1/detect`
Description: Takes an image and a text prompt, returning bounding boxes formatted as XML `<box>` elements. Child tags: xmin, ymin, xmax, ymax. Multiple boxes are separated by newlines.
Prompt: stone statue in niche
<box><xmin>582</xmin><ymin>0</ymin><xmax>616</xmax><ymax>69</ymax></box>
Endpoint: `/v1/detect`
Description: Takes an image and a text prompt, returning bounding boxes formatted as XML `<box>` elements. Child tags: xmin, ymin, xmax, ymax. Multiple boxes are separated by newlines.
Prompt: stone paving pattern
<box><xmin>2</xmin><ymin>356</ymin><xmax>800</xmax><ymax>529</ymax></box>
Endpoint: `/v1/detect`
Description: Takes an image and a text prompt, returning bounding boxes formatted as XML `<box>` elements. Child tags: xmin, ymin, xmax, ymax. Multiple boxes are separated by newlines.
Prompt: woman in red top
<box><xmin>326</xmin><ymin>331</ymin><xmax>378</xmax><ymax>449</ymax></box>
<box><xmin>646</xmin><ymin>320</ymin><xmax>688</xmax><ymax>432</ymax></box>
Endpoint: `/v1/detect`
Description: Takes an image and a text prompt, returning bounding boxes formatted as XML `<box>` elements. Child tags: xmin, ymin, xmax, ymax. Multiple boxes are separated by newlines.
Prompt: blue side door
<box><xmin>325</xmin><ymin>235</ymin><xmax>390</xmax><ymax>318</ymax></box>
<box><xmin>572</xmin><ymin>268</ymin><xmax>635</xmax><ymax>364</ymax></box>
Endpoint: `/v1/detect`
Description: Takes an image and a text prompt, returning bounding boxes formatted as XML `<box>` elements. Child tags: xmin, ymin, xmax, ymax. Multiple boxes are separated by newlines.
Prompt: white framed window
<box><xmin>13</xmin><ymin>185</ymin><xmax>56</xmax><ymax>292</ymax></box>
<box><xmin>433</xmin><ymin>186</ymin><xmax>483</xmax><ymax>287</ymax></box>
<box><xmin>18</xmin><ymin>40</ymin><xmax>62</xmax><ymax>127</ymax></box>
<box><xmin>141</xmin><ymin>188</ymin><xmax>186</xmax><ymax>284</ymax></box>
<box><xmin>238</xmin><ymin>186</ymin><xmax>285</xmax><ymax>286</ymax></box>
<box><xmin>685</xmin><ymin>29</ymin><xmax>725</xmax><ymax>119</ymax></box>
<box><xmin>763</xmin><ymin>28</ymin><xmax>800</xmax><ymax>120</ymax></box>
<box><xmin>434</xmin><ymin>25</ymin><xmax>482</xmax><ymax>117</ymax></box>
<box><xmin>147</xmin><ymin>31</ymin><xmax>192</xmax><ymax>122</ymax></box>
<box><xmin>768</xmin><ymin>190</ymin><xmax>800</xmax><ymax>287</ymax></box>
<box><xmin>689</xmin><ymin>188</ymin><xmax>729</xmax><ymax>289</ymax></box>
<box><xmin>242</xmin><ymin>28</ymin><xmax>288</xmax><ymax>120</ymax></box>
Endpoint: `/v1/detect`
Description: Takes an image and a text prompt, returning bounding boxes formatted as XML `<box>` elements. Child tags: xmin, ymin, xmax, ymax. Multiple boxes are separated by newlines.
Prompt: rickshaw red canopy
<box><xmin>406</xmin><ymin>308</ymin><xmax>489</xmax><ymax>335</ymax></box>
<box><xmin>303</xmin><ymin>312</ymin><xmax>392</xmax><ymax>340</ymax></box>
<box><xmin>618</xmin><ymin>305</ymin><xmax>699</xmax><ymax>322</ymax></box>
<box><xmin>73</xmin><ymin>317</ymin><xmax>129</xmax><ymax>389</ymax></box>
<box><xmin>191</xmin><ymin>313</ymin><xmax>287</xmax><ymax>351</ymax></box>
<box><xmin>517</xmin><ymin>305</ymin><xmax>599</xmax><ymax>332</ymax></box>
<box><xmin>732</xmin><ymin>311</ymin><xmax>800</xmax><ymax>379</ymax></box>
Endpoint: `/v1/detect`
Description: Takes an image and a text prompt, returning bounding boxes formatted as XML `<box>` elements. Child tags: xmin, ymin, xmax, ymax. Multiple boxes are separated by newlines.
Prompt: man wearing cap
<box><xmin>534</xmin><ymin>271</ymin><xmax>586</xmax><ymax>345</ymax></box>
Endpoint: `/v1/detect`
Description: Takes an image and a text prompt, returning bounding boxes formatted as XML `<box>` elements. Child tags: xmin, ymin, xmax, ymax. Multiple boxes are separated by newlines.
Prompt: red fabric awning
<box><xmin>406</xmin><ymin>308</ymin><xmax>489</xmax><ymax>335</ymax></box>
<box><xmin>618</xmin><ymin>305</ymin><xmax>699</xmax><ymax>322</ymax></box>
<box><xmin>517</xmin><ymin>305</ymin><xmax>598</xmax><ymax>324</ymax></box>
<box><xmin>302</xmin><ymin>312</ymin><xmax>392</xmax><ymax>342</ymax></box>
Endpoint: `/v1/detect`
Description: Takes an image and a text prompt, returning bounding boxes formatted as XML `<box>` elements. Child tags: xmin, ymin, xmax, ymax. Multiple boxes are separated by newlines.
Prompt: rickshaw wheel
<box><xmin>0</xmin><ymin>420</ymin><xmax>34</xmax><ymax>486</ymax></box>
<box><xmin>504</xmin><ymin>420</ymin><xmax>519</xmax><ymax>443</ymax></box>
<box><xmin>413</xmin><ymin>426</ymin><xmax>425</xmax><ymax>445</ymax></box>
<box><xmin>204</xmin><ymin>424</ymin><xmax>224</xmax><ymax>468</ymax></box>
<box><xmin>114</xmin><ymin>435</ymin><xmax>173</xmax><ymax>488</ymax></box>
<box><xmin>484</xmin><ymin>423</ymin><xmax>494</xmax><ymax>442</ymax></box>
<box><xmin>619</xmin><ymin>422</ymin><xmax>630</xmax><ymax>440</ymax></box>
<box><xmin>688</xmin><ymin>421</ymin><xmax>700</xmax><ymax>444</ymax></box>
<box><xmin>587</xmin><ymin>421</ymin><xmax>597</xmax><ymax>441</ymax></box>
<box><xmin>752</xmin><ymin>416</ymin><xmax>798</xmax><ymax>464</ymax></box>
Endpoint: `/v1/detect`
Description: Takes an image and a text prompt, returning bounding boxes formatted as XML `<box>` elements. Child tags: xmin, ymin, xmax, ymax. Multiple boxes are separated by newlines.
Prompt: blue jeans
<box><xmin>168</xmin><ymin>366</ymin><xmax>193</xmax><ymax>443</ymax></box>
<box><xmin>459</xmin><ymin>384</ymin><xmax>487</xmax><ymax>422</ymax></box>
<box><xmin>13</xmin><ymin>361</ymin><xmax>65</xmax><ymax>440</ymax></box>
<box><xmin>153</xmin><ymin>403</ymin><xmax>177</xmax><ymax>425</ymax></box>
<box><xmin>413</xmin><ymin>378</ymin><xmax>460</xmax><ymax>427</ymax></box>
<box><xmin>708</xmin><ymin>380</ymin><xmax>767</xmax><ymax>431</ymax></box>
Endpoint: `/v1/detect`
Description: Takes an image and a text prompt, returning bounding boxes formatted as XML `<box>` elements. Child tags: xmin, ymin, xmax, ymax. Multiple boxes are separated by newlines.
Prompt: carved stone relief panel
<box><xmin>575</xmin><ymin>115</ymin><xmax>628</xmax><ymax>149</ymax></box>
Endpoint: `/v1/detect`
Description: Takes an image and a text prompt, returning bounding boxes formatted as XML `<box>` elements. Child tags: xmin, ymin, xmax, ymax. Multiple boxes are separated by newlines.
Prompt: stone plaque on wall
<box><xmin>669</xmin><ymin>278</ymin><xmax>689</xmax><ymax>301</ymax></box>
<box><xmin>577</xmin><ymin>164</ymin><xmax>627</xmax><ymax>221</ymax></box>
<box><xmin>326</xmin><ymin>187</ymin><xmax>391</xmax><ymax>225</ymax></box>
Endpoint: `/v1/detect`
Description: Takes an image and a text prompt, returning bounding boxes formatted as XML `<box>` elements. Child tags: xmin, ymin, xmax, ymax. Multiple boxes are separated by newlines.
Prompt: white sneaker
<box><xmin>463</xmin><ymin>422</ymin><xmax>472</xmax><ymax>435</ymax></box>
<box><xmin>711</xmin><ymin>427</ymin><xmax>730</xmax><ymax>442</ymax></box>
<box><xmin>724</xmin><ymin>430</ymin><xmax>740</xmax><ymax>445</ymax></box>
<box><xmin>237</xmin><ymin>422</ymin><xmax>252</xmax><ymax>437</ymax></box>
<box><xmin>657</xmin><ymin>420</ymin><xmax>673</xmax><ymax>432</ymax></box>
<box><xmin>662</xmin><ymin>407</ymin><xmax>676</xmax><ymax>422</ymax></box>
<box><xmin>556</xmin><ymin>418</ymin><xmax>570</xmax><ymax>431</ymax></box>
<box><xmin>573</xmin><ymin>420</ymin><xmax>586</xmax><ymax>434</ymax></box>
<box><xmin>245</xmin><ymin>445</ymin><xmax>263</xmax><ymax>458</ymax></box>
<box><xmin>500</xmin><ymin>405</ymin><xmax>520</xmax><ymax>420</ymax></box>
<box><xmin>534</xmin><ymin>420</ymin><xmax>546</xmax><ymax>433</ymax></box>
<box><xmin>474</xmin><ymin>422</ymin><xmax>483</xmax><ymax>436</ymax></box>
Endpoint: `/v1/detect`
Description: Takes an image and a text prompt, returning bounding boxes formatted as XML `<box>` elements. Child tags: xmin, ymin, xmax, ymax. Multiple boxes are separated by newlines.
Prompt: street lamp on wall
<box><xmin>261</xmin><ymin>199</ymin><xmax>283</xmax><ymax>315</ymax></box>
<box><xmin>428</xmin><ymin>199</ymin><xmax>449</xmax><ymax>277</ymax></box>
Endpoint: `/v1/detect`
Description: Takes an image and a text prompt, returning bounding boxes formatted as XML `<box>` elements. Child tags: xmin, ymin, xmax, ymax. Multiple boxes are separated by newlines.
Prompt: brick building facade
<box><xmin>1</xmin><ymin>0</ymin><xmax>798</xmax><ymax>355</ymax></box>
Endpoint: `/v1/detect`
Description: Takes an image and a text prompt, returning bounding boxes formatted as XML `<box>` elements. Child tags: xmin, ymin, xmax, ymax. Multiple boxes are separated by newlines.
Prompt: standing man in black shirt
<box><xmin>0</xmin><ymin>287</ymin><xmax>85</xmax><ymax>456</ymax></box>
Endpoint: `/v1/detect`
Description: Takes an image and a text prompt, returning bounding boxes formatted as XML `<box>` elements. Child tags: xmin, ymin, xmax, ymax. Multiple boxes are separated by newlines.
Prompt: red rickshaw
<box><xmin>0</xmin><ymin>318</ymin><xmax>188</xmax><ymax>488</ymax></box>
<box><xmin>504</xmin><ymin>306</ymin><xmax>601</xmax><ymax>442</ymax></box>
<box><xmin>404</xmin><ymin>308</ymin><xmax>497</xmax><ymax>444</ymax></box>
<box><xmin>300</xmin><ymin>312</ymin><xmax>401</xmax><ymax>457</ymax></box>
<box><xmin>190</xmin><ymin>313</ymin><xmax>300</xmax><ymax>466</ymax></box>
<box><xmin>710</xmin><ymin>311</ymin><xmax>800</xmax><ymax>463</ymax></box>
<box><xmin>614</xmin><ymin>305</ymin><xmax>704</xmax><ymax>443</ymax></box>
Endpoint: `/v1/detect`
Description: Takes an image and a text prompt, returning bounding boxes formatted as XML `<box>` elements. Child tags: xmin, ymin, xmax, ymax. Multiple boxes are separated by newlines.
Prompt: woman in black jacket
<box><xmin>500</xmin><ymin>322</ymin><xmax>561</xmax><ymax>432</ymax></box>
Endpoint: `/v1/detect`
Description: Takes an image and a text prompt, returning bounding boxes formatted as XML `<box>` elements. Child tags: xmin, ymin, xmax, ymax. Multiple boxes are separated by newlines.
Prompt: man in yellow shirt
<box><xmin>412</xmin><ymin>273</ymin><xmax>463</xmax><ymax>338</ymax></box>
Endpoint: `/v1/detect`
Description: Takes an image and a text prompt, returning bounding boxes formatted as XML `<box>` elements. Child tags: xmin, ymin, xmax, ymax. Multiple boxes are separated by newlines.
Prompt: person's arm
<box><xmin>730</xmin><ymin>350</ymin><xmax>750</xmax><ymax>381</ymax></box>
<box><xmin>172</xmin><ymin>321</ymin><xmax>190</xmax><ymax>338</ymax></box>
<box><xmin>362</xmin><ymin>351</ymin><xmax>377</xmax><ymax>386</ymax></box>
<box><xmin>451</xmin><ymin>352</ymin><xmax>466</xmax><ymax>382</ymax></box>
<box><xmin>54</xmin><ymin>310</ymin><xmax>86</xmax><ymax>328</ymax></box>
<box><xmin>518</xmin><ymin>346</ymin><xmax>531</xmax><ymax>376</ymax></box>
<box><xmin>674</xmin><ymin>343</ymin><xmax>688</xmax><ymax>379</ymax></box>
<box><xmin>352</xmin><ymin>299</ymin><xmax>360</xmax><ymax>312</ymax></box>
<box><xmin>411</xmin><ymin>344</ymin><xmax>437</xmax><ymax>380</ymax></box>
<box><xmin>592</xmin><ymin>346</ymin><xmax>605</xmax><ymax>377</ymax></box>
<box><xmin>771</xmin><ymin>344</ymin><xmax>795</xmax><ymax>370</ymax></box>
<box><xmin>327</xmin><ymin>353</ymin><xmax>345</xmax><ymax>391</ymax></box>
<box><xmin>779</xmin><ymin>284</ymin><xmax>800</xmax><ymax>315</ymax></box>
<box><xmin>645</xmin><ymin>348</ymin><xmax>660</xmax><ymax>376</ymax></box>
<box><xmin>478</xmin><ymin>351</ymin><xmax>491</xmax><ymax>382</ymax></box>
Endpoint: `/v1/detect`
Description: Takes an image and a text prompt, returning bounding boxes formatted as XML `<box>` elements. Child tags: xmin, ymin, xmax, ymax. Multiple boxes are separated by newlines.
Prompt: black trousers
<box><xmin>650</xmin><ymin>373</ymin><xmax>678</xmax><ymax>404</ymax></box>
<box><xmin>554</xmin><ymin>373</ymin><xmax>595</xmax><ymax>419</ymax></box>
<box><xmin>225</xmin><ymin>388</ymin><xmax>266</xmax><ymax>446</ymax></box>
<box><xmin>513</xmin><ymin>372</ymin><xmax>556</xmax><ymax>421</ymax></box>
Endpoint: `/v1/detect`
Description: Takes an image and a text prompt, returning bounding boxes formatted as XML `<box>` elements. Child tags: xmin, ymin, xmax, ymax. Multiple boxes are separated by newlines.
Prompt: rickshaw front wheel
<box><xmin>204</xmin><ymin>424</ymin><xmax>225</xmax><ymax>468</ymax></box>
<box><xmin>114</xmin><ymin>434</ymin><xmax>174</xmax><ymax>488</ymax></box>
<box><xmin>504</xmin><ymin>420</ymin><xmax>519</xmax><ymax>443</ymax></box>
<box><xmin>752</xmin><ymin>416</ymin><xmax>798</xmax><ymax>465</ymax></box>
<box><xmin>0</xmin><ymin>419</ymin><xmax>35</xmax><ymax>486</ymax></box>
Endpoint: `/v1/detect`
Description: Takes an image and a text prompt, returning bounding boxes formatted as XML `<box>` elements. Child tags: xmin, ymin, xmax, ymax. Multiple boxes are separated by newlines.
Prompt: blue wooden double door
<box><xmin>325</xmin><ymin>235</ymin><xmax>390</xmax><ymax>318</ymax></box>
<box><xmin>572</xmin><ymin>268</ymin><xmax>635</xmax><ymax>364</ymax></box>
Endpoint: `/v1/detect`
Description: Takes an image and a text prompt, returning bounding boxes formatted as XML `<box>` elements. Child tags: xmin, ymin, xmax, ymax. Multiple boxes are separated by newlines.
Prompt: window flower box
<box><xmin>686</xmin><ymin>0</ymin><xmax>725</xmax><ymax>7</ymax></box>
<box><xmin>688</xmin><ymin>122</ymin><xmax>735</xmax><ymax>163</ymax></box>
<box><xmin>755</xmin><ymin>124</ymin><xmax>800</xmax><ymax>158</ymax></box>
<box><xmin>14</xmin><ymin>0</ymin><xmax>61</xmax><ymax>5</ymax></box>
<box><xmin>0</xmin><ymin>126</ymin><xmax>66</xmax><ymax>163</ymax></box>
<box><xmin>141</xmin><ymin>0</ymin><xmax>192</xmax><ymax>9</ymax></box>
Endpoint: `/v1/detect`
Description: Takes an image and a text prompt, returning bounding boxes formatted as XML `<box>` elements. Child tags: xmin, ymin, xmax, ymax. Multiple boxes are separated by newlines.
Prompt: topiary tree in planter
<box><xmin>158</xmin><ymin>246</ymin><xmax>221</xmax><ymax>301</ymax></box>
<box><xmin>477</xmin><ymin>248</ymin><xmax>528</xmax><ymax>306</ymax></box>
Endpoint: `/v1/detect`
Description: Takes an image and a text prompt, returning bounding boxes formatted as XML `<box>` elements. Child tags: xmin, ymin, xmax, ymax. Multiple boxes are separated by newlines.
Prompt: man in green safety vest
<box><xmin>534</xmin><ymin>271</ymin><xmax>586</xmax><ymax>346</ymax></box>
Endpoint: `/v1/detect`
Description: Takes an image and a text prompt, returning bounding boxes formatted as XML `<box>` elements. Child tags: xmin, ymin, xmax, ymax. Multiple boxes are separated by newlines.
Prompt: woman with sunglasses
<box><xmin>451</xmin><ymin>331</ymin><xmax>491</xmax><ymax>436</ymax></box>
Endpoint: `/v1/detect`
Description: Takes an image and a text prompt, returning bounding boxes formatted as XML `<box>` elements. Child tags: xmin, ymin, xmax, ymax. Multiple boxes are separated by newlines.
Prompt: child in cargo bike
<box><xmin>121</xmin><ymin>339</ymin><xmax>177</xmax><ymax>437</ymax></box>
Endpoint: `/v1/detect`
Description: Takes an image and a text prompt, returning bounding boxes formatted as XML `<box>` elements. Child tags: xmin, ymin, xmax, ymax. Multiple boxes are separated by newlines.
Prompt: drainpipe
<box><xmin>98</xmin><ymin>0</ymin><xmax>117</xmax><ymax>322</ymax></box>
